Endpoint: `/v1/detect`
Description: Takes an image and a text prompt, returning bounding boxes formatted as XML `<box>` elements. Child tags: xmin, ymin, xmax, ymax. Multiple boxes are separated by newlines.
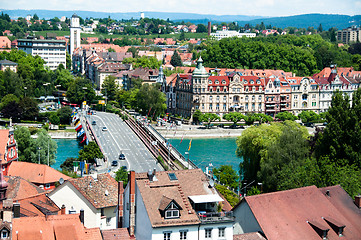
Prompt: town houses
<box><xmin>163</xmin><ymin>59</ymin><xmax>361</xmax><ymax>119</ymax></box>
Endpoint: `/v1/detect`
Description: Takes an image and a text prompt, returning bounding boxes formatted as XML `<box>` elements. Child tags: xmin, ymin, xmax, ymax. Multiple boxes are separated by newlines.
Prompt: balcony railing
<box><xmin>198</xmin><ymin>211</ymin><xmax>234</xmax><ymax>223</ymax></box>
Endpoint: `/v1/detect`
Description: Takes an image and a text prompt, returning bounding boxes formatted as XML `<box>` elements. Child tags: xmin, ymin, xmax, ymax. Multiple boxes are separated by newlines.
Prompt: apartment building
<box><xmin>337</xmin><ymin>27</ymin><xmax>361</xmax><ymax>44</ymax></box>
<box><xmin>17</xmin><ymin>37</ymin><xmax>66</xmax><ymax>70</ymax></box>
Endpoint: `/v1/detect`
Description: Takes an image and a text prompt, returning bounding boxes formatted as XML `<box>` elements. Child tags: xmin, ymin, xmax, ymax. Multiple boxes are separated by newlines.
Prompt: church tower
<box><xmin>70</xmin><ymin>14</ymin><xmax>81</xmax><ymax>57</ymax></box>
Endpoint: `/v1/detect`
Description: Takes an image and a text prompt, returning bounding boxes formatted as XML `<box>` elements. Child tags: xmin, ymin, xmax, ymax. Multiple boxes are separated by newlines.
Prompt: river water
<box><xmin>53</xmin><ymin>138</ymin><xmax>242</xmax><ymax>173</ymax></box>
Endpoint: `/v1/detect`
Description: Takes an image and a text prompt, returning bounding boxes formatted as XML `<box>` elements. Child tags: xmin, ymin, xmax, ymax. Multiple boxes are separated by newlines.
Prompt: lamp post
<box><xmin>47</xmin><ymin>137</ymin><xmax>50</xmax><ymax>166</ymax></box>
<box><xmin>24</xmin><ymin>87</ymin><xmax>27</xmax><ymax>97</ymax></box>
<box><xmin>38</xmin><ymin>147</ymin><xmax>41</xmax><ymax>164</ymax></box>
<box><xmin>258</xmin><ymin>182</ymin><xmax>263</xmax><ymax>193</ymax></box>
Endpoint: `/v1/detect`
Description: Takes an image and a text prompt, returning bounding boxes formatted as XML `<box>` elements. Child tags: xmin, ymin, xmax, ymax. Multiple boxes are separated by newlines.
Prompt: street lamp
<box><xmin>43</xmin><ymin>83</ymin><xmax>50</xmax><ymax>102</ymax></box>
<box><xmin>24</xmin><ymin>87</ymin><xmax>27</xmax><ymax>97</ymax></box>
<box><xmin>82</xmin><ymin>87</ymin><xmax>87</xmax><ymax>111</ymax></box>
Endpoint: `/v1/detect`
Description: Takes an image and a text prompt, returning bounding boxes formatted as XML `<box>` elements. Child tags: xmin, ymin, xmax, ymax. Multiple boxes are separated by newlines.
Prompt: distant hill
<box><xmin>237</xmin><ymin>14</ymin><xmax>361</xmax><ymax>30</ymax></box>
<box><xmin>1</xmin><ymin>10</ymin><xmax>360</xmax><ymax>29</ymax></box>
<box><xmin>0</xmin><ymin>9</ymin><xmax>262</xmax><ymax>22</ymax></box>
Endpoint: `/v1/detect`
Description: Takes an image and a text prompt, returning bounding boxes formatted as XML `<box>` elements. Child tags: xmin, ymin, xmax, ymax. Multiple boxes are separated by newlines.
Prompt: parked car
<box><xmin>119</xmin><ymin>153</ymin><xmax>126</xmax><ymax>160</ymax></box>
<box><xmin>92</xmin><ymin>120</ymin><xmax>96</xmax><ymax>125</ymax></box>
<box><xmin>102</xmin><ymin>126</ymin><xmax>108</xmax><ymax>131</ymax></box>
<box><xmin>111</xmin><ymin>160</ymin><xmax>118</xmax><ymax>167</ymax></box>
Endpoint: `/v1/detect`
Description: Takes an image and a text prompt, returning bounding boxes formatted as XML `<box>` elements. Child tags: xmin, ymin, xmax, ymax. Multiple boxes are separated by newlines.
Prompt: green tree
<box><xmin>66</xmin><ymin>77</ymin><xmax>95</xmax><ymax>105</ymax></box>
<box><xmin>78</xmin><ymin>142</ymin><xmax>103</xmax><ymax>164</ymax></box>
<box><xmin>275</xmin><ymin>111</ymin><xmax>298</xmax><ymax>121</ymax></box>
<box><xmin>19</xmin><ymin>97</ymin><xmax>39</xmax><ymax>120</ymax></box>
<box><xmin>101</xmin><ymin>75</ymin><xmax>119</xmax><ymax>101</ymax></box>
<box><xmin>115</xmin><ymin>167</ymin><xmax>129</xmax><ymax>187</ymax></box>
<box><xmin>223</xmin><ymin>112</ymin><xmax>246</xmax><ymax>128</ymax></box>
<box><xmin>170</xmin><ymin>51</ymin><xmax>182</xmax><ymax>67</ymax></box>
<box><xmin>259</xmin><ymin>123</ymin><xmax>309</xmax><ymax>192</ymax></box>
<box><xmin>196</xmin><ymin>24</ymin><xmax>207</xmax><ymax>33</ymax></box>
<box><xmin>57</xmin><ymin>106</ymin><xmax>72</xmax><ymax>124</ymax></box>
<box><xmin>14</xmin><ymin>126</ymin><xmax>35</xmax><ymax>162</ymax></box>
<box><xmin>60</xmin><ymin>157</ymin><xmax>77</xmax><ymax>171</ymax></box>
<box><xmin>192</xmin><ymin>109</ymin><xmax>203</xmax><ymax>124</ymax></box>
<box><xmin>34</xmin><ymin>129</ymin><xmax>57</xmax><ymax>166</ymax></box>
<box><xmin>213</xmin><ymin>165</ymin><xmax>239</xmax><ymax>189</ymax></box>
<box><xmin>199</xmin><ymin>113</ymin><xmax>220</xmax><ymax>128</ymax></box>
<box><xmin>49</xmin><ymin>112</ymin><xmax>60</xmax><ymax>125</ymax></box>
<box><xmin>135</xmin><ymin>84</ymin><xmax>166</xmax><ymax>119</ymax></box>
<box><xmin>0</xmin><ymin>94</ymin><xmax>19</xmax><ymax>110</ymax></box>
<box><xmin>298</xmin><ymin>110</ymin><xmax>320</xmax><ymax>123</ymax></box>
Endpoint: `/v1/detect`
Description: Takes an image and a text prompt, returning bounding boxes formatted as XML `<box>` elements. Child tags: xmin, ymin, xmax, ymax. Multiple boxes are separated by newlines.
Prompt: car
<box><xmin>102</xmin><ymin>126</ymin><xmax>108</xmax><ymax>131</ymax></box>
<box><xmin>119</xmin><ymin>153</ymin><xmax>126</xmax><ymax>160</ymax></box>
<box><xmin>92</xmin><ymin>120</ymin><xmax>96</xmax><ymax>125</ymax></box>
<box><xmin>121</xmin><ymin>166</ymin><xmax>127</xmax><ymax>171</ymax></box>
<box><xmin>37</xmin><ymin>124</ymin><xmax>43</xmax><ymax>128</ymax></box>
<box><xmin>111</xmin><ymin>160</ymin><xmax>118</xmax><ymax>167</ymax></box>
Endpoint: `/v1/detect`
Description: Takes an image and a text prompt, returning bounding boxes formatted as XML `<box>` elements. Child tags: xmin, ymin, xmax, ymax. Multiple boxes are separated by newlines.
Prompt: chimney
<box><xmin>208</xmin><ymin>22</ymin><xmax>211</xmax><ymax>36</ymax></box>
<box><xmin>355</xmin><ymin>195</ymin><xmax>361</xmax><ymax>208</ymax></box>
<box><xmin>79</xmin><ymin>209</ymin><xmax>84</xmax><ymax>225</ymax></box>
<box><xmin>117</xmin><ymin>181</ymin><xmax>124</xmax><ymax>228</ymax></box>
<box><xmin>147</xmin><ymin>169</ymin><xmax>154</xmax><ymax>182</ymax></box>
<box><xmin>13</xmin><ymin>202</ymin><xmax>20</xmax><ymax>218</ymax></box>
<box><xmin>129</xmin><ymin>171</ymin><xmax>136</xmax><ymax>237</ymax></box>
<box><xmin>61</xmin><ymin>204</ymin><xmax>66</xmax><ymax>215</ymax></box>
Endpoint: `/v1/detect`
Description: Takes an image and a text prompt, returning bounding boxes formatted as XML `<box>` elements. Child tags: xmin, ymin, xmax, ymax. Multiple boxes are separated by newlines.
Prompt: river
<box><xmin>53</xmin><ymin>138</ymin><xmax>242</xmax><ymax>173</ymax></box>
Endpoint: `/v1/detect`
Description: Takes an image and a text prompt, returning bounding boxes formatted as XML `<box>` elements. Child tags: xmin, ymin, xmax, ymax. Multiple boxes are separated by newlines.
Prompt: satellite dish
<box><xmin>59</xmin><ymin>178</ymin><xmax>64</xmax><ymax>185</ymax></box>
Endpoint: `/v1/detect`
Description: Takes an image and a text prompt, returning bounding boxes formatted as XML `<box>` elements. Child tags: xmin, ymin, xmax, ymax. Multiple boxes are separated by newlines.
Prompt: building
<box><xmin>337</xmin><ymin>27</ymin><xmax>361</xmax><ymax>44</ymax></box>
<box><xmin>0</xmin><ymin>129</ymin><xmax>18</xmax><ymax>176</ymax></box>
<box><xmin>95</xmin><ymin>62</ymin><xmax>131</xmax><ymax>90</ymax></box>
<box><xmin>48</xmin><ymin>173</ymin><xmax>120</xmax><ymax>230</ymax></box>
<box><xmin>232</xmin><ymin>185</ymin><xmax>361</xmax><ymax>240</ymax></box>
<box><xmin>123</xmin><ymin>169</ymin><xmax>234</xmax><ymax>240</ymax></box>
<box><xmin>211</xmin><ymin>27</ymin><xmax>256</xmax><ymax>40</ymax></box>
<box><xmin>0</xmin><ymin>36</ymin><xmax>11</xmax><ymax>49</ymax></box>
<box><xmin>314</xmin><ymin>65</ymin><xmax>359</xmax><ymax>113</ymax></box>
<box><xmin>12</xmin><ymin>213</ymin><xmax>102</xmax><ymax>240</ymax></box>
<box><xmin>0</xmin><ymin>59</ymin><xmax>18</xmax><ymax>73</ymax></box>
<box><xmin>288</xmin><ymin>77</ymin><xmax>320</xmax><ymax>115</ymax></box>
<box><xmin>6</xmin><ymin>161</ymin><xmax>70</xmax><ymax>190</ymax></box>
<box><xmin>17</xmin><ymin>37</ymin><xmax>66</xmax><ymax>70</ymax></box>
<box><xmin>70</xmin><ymin>14</ymin><xmax>81</xmax><ymax>57</ymax></box>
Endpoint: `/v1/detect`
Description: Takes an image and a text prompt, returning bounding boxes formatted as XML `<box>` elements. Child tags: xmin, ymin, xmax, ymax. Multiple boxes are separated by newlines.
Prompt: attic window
<box><xmin>1</xmin><ymin>229</ymin><xmax>9</xmax><ymax>239</ymax></box>
<box><xmin>168</xmin><ymin>173</ymin><xmax>178</xmax><ymax>181</ymax></box>
<box><xmin>165</xmin><ymin>202</ymin><xmax>180</xmax><ymax>219</ymax></box>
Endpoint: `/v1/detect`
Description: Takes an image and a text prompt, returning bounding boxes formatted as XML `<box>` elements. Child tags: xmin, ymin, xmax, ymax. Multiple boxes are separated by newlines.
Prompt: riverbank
<box><xmin>154</xmin><ymin>124</ymin><xmax>246</xmax><ymax>139</ymax></box>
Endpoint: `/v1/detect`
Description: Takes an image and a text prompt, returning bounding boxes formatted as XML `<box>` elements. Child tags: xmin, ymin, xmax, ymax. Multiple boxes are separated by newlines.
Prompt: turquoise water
<box><xmin>53</xmin><ymin>138</ymin><xmax>241</xmax><ymax>173</ymax></box>
<box><xmin>53</xmin><ymin>139</ymin><xmax>82</xmax><ymax>170</ymax></box>
<box><xmin>169</xmin><ymin>138</ymin><xmax>242</xmax><ymax>173</ymax></box>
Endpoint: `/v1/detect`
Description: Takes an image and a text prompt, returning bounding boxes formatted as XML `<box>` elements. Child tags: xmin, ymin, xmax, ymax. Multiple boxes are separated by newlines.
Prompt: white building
<box><xmin>17</xmin><ymin>37</ymin><xmax>66</xmax><ymax>70</ymax></box>
<box><xmin>123</xmin><ymin>169</ymin><xmax>234</xmax><ymax>240</ymax></box>
<box><xmin>211</xmin><ymin>27</ymin><xmax>256</xmax><ymax>40</ymax></box>
<box><xmin>70</xmin><ymin>14</ymin><xmax>81</xmax><ymax>57</ymax></box>
<box><xmin>48</xmin><ymin>173</ymin><xmax>119</xmax><ymax>230</ymax></box>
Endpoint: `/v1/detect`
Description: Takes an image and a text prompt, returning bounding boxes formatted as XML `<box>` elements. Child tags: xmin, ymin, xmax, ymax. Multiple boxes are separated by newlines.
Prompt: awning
<box><xmin>188</xmin><ymin>194</ymin><xmax>223</xmax><ymax>203</ymax></box>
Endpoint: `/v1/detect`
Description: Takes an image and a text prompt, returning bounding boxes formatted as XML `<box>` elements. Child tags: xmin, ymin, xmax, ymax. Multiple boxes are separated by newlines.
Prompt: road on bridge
<box><xmin>88</xmin><ymin>111</ymin><xmax>161</xmax><ymax>173</ymax></box>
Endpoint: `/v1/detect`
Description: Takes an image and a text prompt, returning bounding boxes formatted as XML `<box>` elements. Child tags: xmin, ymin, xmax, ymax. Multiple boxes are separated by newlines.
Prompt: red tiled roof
<box><xmin>233</xmin><ymin>232</ymin><xmax>266</xmax><ymax>240</ymax></box>
<box><xmin>135</xmin><ymin>169</ymin><xmax>225</xmax><ymax>228</ymax></box>
<box><xmin>17</xmin><ymin>193</ymin><xmax>60</xmax><ymax>217</ymax></box>
<box><xmin>7</xmin><ymin>161</ymin><xmax>70</xmax><ymax>185</ymax></box>
<box><xmin>12</xmin><ymin>214</ymin><xmax>102</xmax><ymax>240</ymax></box>
<box><xmin>68</xmin><ymin>173</ymin><xmax>118</xmax><ymax>209</ymax></box>
<box><xmin>5</xmin><ymin>176</ymin><xmax>45</xmax><ymax>200</ymax></box>
<box><xmin>101</xmin><ymin>228</ymin><xmax>135</xmax><ymax>240</ymax></box>
<box><xmin>242</xmin><ymin>185</ymin><xmax>361</xmax><ymax>240</ymax></box>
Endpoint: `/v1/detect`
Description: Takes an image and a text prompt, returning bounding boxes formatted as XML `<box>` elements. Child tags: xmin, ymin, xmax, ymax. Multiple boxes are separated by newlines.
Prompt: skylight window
<box><xmin>168</xmin><ymin>173</ymin><xmax>178</xmax><ymax>181</ymax></box>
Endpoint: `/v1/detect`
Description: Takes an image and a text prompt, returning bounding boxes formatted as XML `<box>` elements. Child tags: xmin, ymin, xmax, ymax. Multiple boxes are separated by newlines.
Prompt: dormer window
<box><xmin>165</xmin><ymin>202</ymin><xmax>180</xmax><ymax>219</ymax></box>
<box><xmin>209</xmin><ymin>80</ymin><xmax>212</xmax><ymax>84</ymax></box>
<box><xmin>222</xmin><ymin>80</ymin><xmax>226</xmax><ymax>85</ymax></box>
<box><xmin>215</xmin><ymin>80</ymin><xmax>219</xmax><ymax>84</ymax></box>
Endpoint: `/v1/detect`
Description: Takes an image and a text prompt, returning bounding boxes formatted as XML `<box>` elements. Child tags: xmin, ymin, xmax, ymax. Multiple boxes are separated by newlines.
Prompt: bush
<box><xmin>59</xmin><ymin>124</ymin><xmax>66</xmax><ymax>130</ymax></box>
<box><xmin>215</xmin><ymin>184</ymin><xmax>240</xmax><ymax>207</ymax></box>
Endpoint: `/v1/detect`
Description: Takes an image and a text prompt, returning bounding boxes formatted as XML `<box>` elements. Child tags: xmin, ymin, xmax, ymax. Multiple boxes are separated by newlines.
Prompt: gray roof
<box><xmin>0</xmin><ymin>59</ymin><xmax>17</xmax><ymax>66</ymax></box>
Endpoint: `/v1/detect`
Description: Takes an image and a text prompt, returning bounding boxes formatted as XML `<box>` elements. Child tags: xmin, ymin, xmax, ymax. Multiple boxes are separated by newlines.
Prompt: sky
<box><xmin>1</xmin><ymin>0</ymin><xmax>361</xmax><ymax>17</ymax></box>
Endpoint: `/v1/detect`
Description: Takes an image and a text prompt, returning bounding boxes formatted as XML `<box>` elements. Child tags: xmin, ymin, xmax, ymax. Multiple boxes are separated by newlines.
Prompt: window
<box><xmin>216</xmin><ymin>103</ymin><xmax>220</xmax><ymax>110</ymax></box>
<box><xmin>218</xmin><ymin>227</ymin><xmax>225</xmax><ymax>238</ymax></box>
<box><xmin>223</xmin><ymin>103</ymin><xmax>226</xmax><ymax>110</ymax></box>
<box><xmin>312</xmin><ymin>102</ymin><xmax>316</xmax><ymax>107</ymax></box>
<box><xmin>209</xmin><ymin>96</ymin><xmax>213</xmax><ymax>101</ymax></box>
<box><xmin>45</xmin><ymin>183</ymin><xmax>51</xmax><ymax>189</ymax></box>
<box><xmin>205</xmin><ymin>228</ymin><xmax>212</xmax><ymax>238</ymax></box>
<box><xmin>245</xmin><ymin>96</ymin><xmax>248</xmax><ymax>101</ymax></box>
<box><xmin>163</xmin><ymin>232</ymin><xmax>171</xmax><ymax>240</ymax></box>
<box><xmin>209</xmin><ymin>80</ymin><xmax>212</xmax><ymax>84</ymax></box>
<box><xmin>209</xmin><ymin>104</ymin><xmax>213</xmax><ymax>110</ymax></box>
<box><xmin>215</xmin><ymin>80</ymin><xmax>219</xmax><ymax>84</ymax></box>
<box><xmin>259</xmin><ymin>95</ymin><xmax>262</xmax><ymax>101</ymax></box>
<box><xmin>216</xmin><ymin>96</ymin><xmax>220</xmax><ymax>101</ymax></box>
<box><xmin>180</xmin><ymin>230</ymin><xmax>188</xmax><ymax>240</ymax></box>
<box><xmin>106</xmin><ymin>217</ymin><xmax>111</xmax><ymax>226</ymax></box>
<box><xmin>1</xmin><ymin>230</ymin><xmax>8</xmax><ymax>239</ymax></box>
<box><xmin>223</xmin><ymin>96</ymin><xmax>227</xmax><ymax>102</ymax></box>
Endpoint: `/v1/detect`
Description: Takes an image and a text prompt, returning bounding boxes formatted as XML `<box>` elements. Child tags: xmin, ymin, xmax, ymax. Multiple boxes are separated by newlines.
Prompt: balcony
<box><xmin>198</xmin><ymin>211</ymin><xmax>234</xmax><ymax>223</ymax></box>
